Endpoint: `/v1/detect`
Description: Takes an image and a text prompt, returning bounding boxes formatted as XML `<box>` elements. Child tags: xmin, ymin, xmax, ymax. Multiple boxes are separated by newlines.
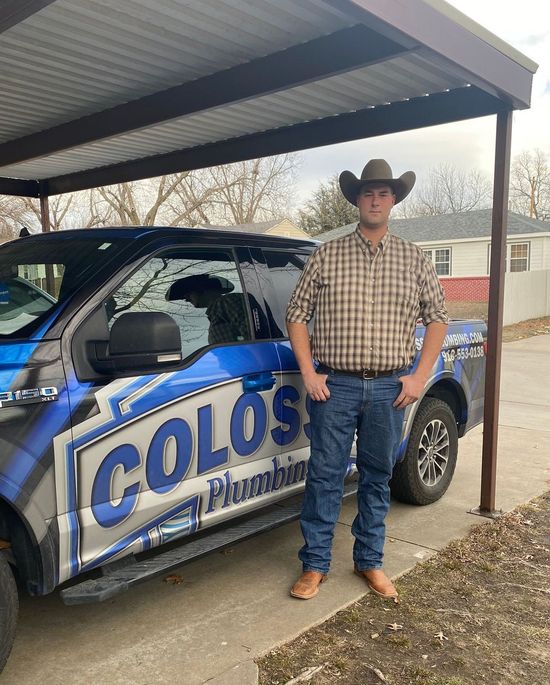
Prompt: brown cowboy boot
<box><xmin>290</xmin><ymin>571</ymin><xmax>327</xmax><ymax>599</ymax></box>
<box><xmin>354</xmin><ymin>567</ymin><xmax>398</xmax><ymax>599</ymax></box>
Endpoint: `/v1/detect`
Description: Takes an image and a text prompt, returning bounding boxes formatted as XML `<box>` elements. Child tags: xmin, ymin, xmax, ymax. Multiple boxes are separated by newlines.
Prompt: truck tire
<box><xmin>0</xmin><ymin>553</ymin><xmax>18</xmax><ymax>672</ymax></box>
<box><xmin>391</xmin><ymin>398</ymin><xmax>458</xmax><ymax>506</ymax></box>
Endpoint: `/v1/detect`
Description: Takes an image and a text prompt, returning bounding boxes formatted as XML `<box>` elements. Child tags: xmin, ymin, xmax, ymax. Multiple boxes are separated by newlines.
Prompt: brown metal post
<box><xmin>477</xmin><ymin>109</ymin><xmax>513</xmax><ymax>516</ymax></box>
<box><xmin>39</xmin><ymin>195</ymin><xmax>51</xmax><ymax>232</ymax></box>
<box><xmin>39</xmin><ymin>194</ymin><xmax>56</xmax><ymax>295</ymax></box>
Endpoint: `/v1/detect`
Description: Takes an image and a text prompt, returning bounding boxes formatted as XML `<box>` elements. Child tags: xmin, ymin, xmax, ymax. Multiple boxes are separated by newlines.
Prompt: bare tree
<box><xmin>509</xmin><ymin>149</ymin><xmax>550</xmax><ymax>221</ymax></box>
<box><xmin>393</xmin><ymin>164</ymin><xmax>492</xmax><ymax>218</ymax></box>
<box><xmin>89</xmin><ymin>172</ymin><xmax>238</xmax><ymax>227</ymax></box>
<box><xmin>296</xmin><ymin>174</ymin><xmax>358</xmax><ymax>235</ymax></box>
<box><xmin>88</xmin><ymin>155</ymin><xmax>299</xmax><ymax>228</ymax></box>
<box><xmin>168</xmin><ymin>171</ymin><xmax>238</xmax><ymax>226</ymax></box>
<box><xmin>0</xmin><ymin>155</ymin><xmax>300</xmax><ymax>236</ymax></box>
<box><xmin>91</xmin><ymin>174</ymin><xmax>193</xmax><ymax>226</ymax></box>
<box><xmin>202</xmin><ymin>155</ymin><xmax>298</xmax><ymax>225</ymax></box>
<box><xmin>20</xmin><ymin>194</ymin><xmax>77</xmax><ymax>231</ymax></box>
<box><xmin>0</xmin><ymin>195</ymin><xmax>32</xmax><ymax>241</ymax></box>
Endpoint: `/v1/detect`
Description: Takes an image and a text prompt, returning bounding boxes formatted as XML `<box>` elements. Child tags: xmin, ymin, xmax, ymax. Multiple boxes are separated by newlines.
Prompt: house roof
<box><xmin>0</xmin><ymin>0</ymin><xmax>537</xmax><ymax>198</ymax></box>
<box><xmin>199</xmin><ymin>219</ymin><xmax>286</xmax><ymax>234</ymax></box>
<box><xmin>319</xmin><ymin>210</ymin><xmax>550</xmax><ymax>243</ymax></box>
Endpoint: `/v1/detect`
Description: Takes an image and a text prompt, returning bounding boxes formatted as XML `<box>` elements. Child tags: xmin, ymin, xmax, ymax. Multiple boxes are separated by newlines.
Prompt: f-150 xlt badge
<box><xmin>0</xmin><ymin>386</ymin><xmax>58</xmax><ymax>408</ymax></box>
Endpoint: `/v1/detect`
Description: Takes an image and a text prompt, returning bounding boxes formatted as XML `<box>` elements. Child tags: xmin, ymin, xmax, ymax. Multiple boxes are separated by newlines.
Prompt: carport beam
<box><xmin>476</xmin><ymin>109</ymin><xmax>513</xmax><ymax>517</ymax></box>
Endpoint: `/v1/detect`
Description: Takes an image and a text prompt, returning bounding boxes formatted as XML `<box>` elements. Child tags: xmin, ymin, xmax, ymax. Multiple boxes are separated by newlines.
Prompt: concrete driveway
<box><xmin>3</xmin><ymin>335</ymin><xmax>549</xmax><ymax>685</ymax></box>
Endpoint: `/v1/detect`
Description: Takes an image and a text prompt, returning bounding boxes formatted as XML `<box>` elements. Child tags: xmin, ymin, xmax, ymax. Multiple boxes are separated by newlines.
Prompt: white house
<box><xmin>320</xmin><ymin>209</ymin><xmax>550</xmax><ymax>277</ymax></box>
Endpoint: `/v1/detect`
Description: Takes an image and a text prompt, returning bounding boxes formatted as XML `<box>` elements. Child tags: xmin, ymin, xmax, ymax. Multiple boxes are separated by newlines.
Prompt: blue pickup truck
<box><xmin>0</xmin><ymin>228</ymin><xmax>486</xmax><ymax>670</ymax></box>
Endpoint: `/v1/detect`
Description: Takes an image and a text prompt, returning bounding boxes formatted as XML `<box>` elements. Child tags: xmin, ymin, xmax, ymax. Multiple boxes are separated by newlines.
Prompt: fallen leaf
<box><xmin>283</xmin><ymin>665</ymin><xmax>325</xmax><ymax>684</ymax></box>
<box><xmin>434</xmin><ymin>631</ymin><xmax>448</xmax><ymax>642</ymax></box>
<box><xmin>163</xmin><ymin>574</ymin><xmax>184</xmax><ymax>585</ymax></box>
<box><xmin>386</xmin><ymin>623</ymin><xmax>403</xmax><ymax>632</ymax></box>
<box><xmin>369</xmin><ymin>666</ymin><xmax>387</xmax><ymax>683</ymax></box>
<box><xmin>422</xmin><ymin>655</ymin><xmax>428</xmax><ymax>660</ymax></box>
<box><xmin>371</xmin><ymin>633</ymin><xmax>380</xmax><ymax>639</ymax></box>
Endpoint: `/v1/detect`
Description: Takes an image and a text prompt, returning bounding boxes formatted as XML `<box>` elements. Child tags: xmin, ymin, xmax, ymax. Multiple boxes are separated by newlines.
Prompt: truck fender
<box><xmin>0</xmin><ymin>475</ymin><xmax>57</xmax><ymax>595</ymax></box>
<box><xmin>399</xmin><ymin>371</ymin><xmax>467</xmax><ymax>459</ymax></box>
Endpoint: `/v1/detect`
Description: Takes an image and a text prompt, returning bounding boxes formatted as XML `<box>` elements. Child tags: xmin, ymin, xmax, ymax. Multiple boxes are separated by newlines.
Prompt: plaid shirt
<box><xmin>286</xmin><ymin>227</ymin><xmax>448</xmax><ymax>372</ymax></box>
<box><xmin>206</xmin><ymin>293</ymin><xmax>249</xmax><ymax>344</ymax></box>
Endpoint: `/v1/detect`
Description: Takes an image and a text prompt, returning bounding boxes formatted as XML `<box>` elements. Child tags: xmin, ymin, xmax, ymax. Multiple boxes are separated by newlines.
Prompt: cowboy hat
<box><xmin>339</xmin><ymin>159</ymin><xmax>416</xmax><ymax>206</ymax></box>
<box><xmin>166</xmin><ymin>274</ymin><xmax>234</xmax><ymax>301</ymax></box>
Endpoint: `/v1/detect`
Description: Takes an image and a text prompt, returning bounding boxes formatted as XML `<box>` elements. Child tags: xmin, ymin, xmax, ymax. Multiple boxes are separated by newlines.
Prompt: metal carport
<box><xmin>0</xmin><ymin>0</ymin><xmax>538</xmax><ymax>515</ymax></box>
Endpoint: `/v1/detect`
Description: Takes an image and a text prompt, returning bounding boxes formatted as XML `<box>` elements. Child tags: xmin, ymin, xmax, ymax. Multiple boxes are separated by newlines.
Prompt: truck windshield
<box><xmin>0</xmin><ymin>237</ymin><xmax>127</xmax><ymax>339</ymax></box>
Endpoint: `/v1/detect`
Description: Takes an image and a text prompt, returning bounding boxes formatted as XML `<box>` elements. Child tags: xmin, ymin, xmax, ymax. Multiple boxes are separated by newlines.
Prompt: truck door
<box><xmin>57</xmin><ymin>244</ymin><xmax>285</xmax><ymax>583</ymax></box>
<box><xmin>253</xmin><ymin>248</ymin><xmax>314</xmax><ymax>474</ymax></box>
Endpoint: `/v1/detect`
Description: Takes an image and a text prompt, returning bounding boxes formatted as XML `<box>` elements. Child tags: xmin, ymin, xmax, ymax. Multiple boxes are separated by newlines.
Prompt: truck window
<box><xmin>262</xmin><ymin>250</ymin><xmax>310</xmax><ymax>337</ymax></box>
<box><xmin>0</xmin><ymin>238</ymin><xmax>127</xmax><ymax>339</ymax></box>
<box><xmin>106</xmin><ymin>249</ymin><xmax>252</xmax><ymax>360</ymax></box>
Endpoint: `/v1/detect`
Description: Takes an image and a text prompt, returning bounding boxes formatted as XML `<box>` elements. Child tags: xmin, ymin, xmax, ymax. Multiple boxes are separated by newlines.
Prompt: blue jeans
<box><xmin>299</xmin><ymin>369</ymin><xmax>407</xmax><ymax>573</ymax></box>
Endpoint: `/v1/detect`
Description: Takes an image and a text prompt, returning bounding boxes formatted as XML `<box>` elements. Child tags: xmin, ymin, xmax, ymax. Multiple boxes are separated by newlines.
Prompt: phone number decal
<box><xmin>442</xmin><ymin>345</ymin><xmax>485</xmax><ymax>363</ymax></box>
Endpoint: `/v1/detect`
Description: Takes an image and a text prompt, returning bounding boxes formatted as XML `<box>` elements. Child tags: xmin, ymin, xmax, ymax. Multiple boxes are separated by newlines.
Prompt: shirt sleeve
<box><xmin>285</xmin><ymin>247</ymin><xmax>323</xmax><ymax>324</ymax></box>
<box><xmin>419</xmin><ymin>255</ymin><xmax>449</xmax><ymax>326</ymax></box>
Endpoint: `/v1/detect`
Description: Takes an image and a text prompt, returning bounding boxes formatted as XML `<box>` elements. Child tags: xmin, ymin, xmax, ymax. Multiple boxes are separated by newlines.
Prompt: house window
<box><xmin>487</xmin><ymin>242</ymin><xmax>530</xmax><ymax>273</ymax></box>
<box><xmin>423</xmin><ymin>248</ymin><xmax>451</xmax><ymax>276</ymax></box>
<box><xmin>510</xmin><ymin>243</ymin><xmax>529</xmax><ymax>272</ymax></box>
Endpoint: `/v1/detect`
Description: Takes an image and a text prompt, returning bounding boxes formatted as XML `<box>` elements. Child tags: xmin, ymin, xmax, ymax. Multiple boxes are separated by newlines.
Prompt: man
<box><xmin>166</xmin><ymin>273</ymin><xmax>249</xmax><ymax>344</ymax></box>
<box><xmin>286</xmin><ymin>159</ymin><xmax>448</xmax><ymax>600</ymax></box>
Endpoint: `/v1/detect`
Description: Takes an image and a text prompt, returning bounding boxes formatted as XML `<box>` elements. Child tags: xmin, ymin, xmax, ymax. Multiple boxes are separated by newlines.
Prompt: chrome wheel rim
<box><xmin>417</xmin><ymin>419</ymin><xmax>449</xmax><ymax>487</ymax></box>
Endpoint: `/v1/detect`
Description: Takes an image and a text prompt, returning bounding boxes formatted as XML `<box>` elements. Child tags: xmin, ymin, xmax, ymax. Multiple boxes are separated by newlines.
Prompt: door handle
<box><xmin>242</xmin><ymin>372</ymin><xmax>276</xmax><ymax>393</ymax></box>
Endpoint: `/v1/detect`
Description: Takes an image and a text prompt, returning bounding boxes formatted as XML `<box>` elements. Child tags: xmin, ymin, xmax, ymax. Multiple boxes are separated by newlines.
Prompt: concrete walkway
<box><xmin>3</xmin><ymin>336</ymin><xmax>550</xmax><ymax>685</ymax></box>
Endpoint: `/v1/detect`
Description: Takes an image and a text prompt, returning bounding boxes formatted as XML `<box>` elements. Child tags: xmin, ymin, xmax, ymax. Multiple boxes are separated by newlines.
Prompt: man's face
<box><xmin>356</xmin><ymin>183</ymin><xmax>395</xmax><ymax>230</ymax></box>
<box><xmin>182</xmin><ymin>287</ymin><xmax>220</xmax><ymax>308</ymax></box>
<box><xmin>182</xmin><ymin>289</ymin><xmax>201</xmax><ymax>308</ymax></box>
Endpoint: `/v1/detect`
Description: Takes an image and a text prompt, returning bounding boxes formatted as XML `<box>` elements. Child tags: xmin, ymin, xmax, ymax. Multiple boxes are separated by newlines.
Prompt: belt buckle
<box><xmin>362</xmin><ymin>369</ymin><xmax>375</xmax><ymax>379</ymax></box>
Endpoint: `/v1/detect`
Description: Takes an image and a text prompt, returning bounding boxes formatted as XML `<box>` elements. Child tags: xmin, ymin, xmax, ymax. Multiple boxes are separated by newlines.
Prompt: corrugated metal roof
<box><xmin>0</xmin><ymin>53</ymin><xmax>468</xmax><ymax>180</ymax></box>
<box><xmin>0</xmin><ymin>0</ymin><xmax>353</xmax><ymax>142</ymax></box>
<box><xmin>0</xmin><ymin>0</ymin><xmax>537</xmax><ymax>195</ymax></box>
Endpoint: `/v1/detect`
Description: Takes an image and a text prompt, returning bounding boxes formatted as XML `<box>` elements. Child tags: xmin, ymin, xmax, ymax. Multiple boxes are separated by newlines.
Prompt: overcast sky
<box><xmin>295</xmin><ymin>0</ymin><xmax>550</xmax><ymax>204</ymax></box>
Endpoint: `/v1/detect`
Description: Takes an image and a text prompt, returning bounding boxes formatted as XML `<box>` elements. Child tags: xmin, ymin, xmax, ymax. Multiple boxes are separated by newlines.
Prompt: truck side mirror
<box><xmin>91</xmin><ymin>312</ymin><xmax>182</xmax><ymax>373</ymax></box>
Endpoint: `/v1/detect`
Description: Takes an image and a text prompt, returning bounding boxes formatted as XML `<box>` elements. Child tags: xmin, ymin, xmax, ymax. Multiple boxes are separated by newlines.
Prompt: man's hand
<box><xmin>303</xmin><ymin>371</ymin><xmax>331</xmax><ymax>402</ymax></box>
<box><xmin>393</xmin><ymin>372</ymin><xmax>427</xmax><ymax>409</ymax></box>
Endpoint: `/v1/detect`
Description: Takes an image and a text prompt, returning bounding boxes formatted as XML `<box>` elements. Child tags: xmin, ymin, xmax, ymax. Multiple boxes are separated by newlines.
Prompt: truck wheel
<box><xmin>391</xmin><ymin>398</ymin><xmax>458</xmax><ymax>506</ymax></box>
<box><xmin>0</xmin><ymin>553</ymin><xmax>18</xmax><ymax>672</ymax></box>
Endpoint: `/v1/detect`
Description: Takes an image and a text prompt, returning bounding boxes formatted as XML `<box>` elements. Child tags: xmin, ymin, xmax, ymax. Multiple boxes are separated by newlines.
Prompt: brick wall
<box><xmin>440</xmin><ymin>276</ymin><xmax>489</xmax><ymax>302</ymax></box>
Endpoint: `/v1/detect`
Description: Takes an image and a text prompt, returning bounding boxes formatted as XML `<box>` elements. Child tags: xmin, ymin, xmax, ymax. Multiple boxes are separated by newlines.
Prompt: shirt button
<box><xmin>370</xmin><ymin>300</ymin><xmax>375</xmax><ymax>304</ymax></box>
<box><xmin>369</xmin><ymin>346</ymin><xmax>373</xmax><ymax>350</ymax></box>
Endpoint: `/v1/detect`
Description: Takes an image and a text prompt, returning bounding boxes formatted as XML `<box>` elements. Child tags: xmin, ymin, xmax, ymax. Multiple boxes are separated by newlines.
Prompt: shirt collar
<box><xmin>354</xmin><ymin>225</ymin><xmax>391</xmax><ymax>253</ymax></box>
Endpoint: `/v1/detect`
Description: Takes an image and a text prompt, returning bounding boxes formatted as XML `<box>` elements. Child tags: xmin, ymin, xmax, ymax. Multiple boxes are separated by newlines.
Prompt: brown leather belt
<box><xmin>317</xmin><ymin>365</ymin><xmax>396</xmax><ymax>379</ymax></box>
